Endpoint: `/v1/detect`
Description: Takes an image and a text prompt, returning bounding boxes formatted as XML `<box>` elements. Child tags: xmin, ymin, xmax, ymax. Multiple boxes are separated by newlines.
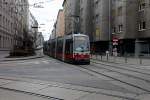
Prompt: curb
<box><xmin>0</xmin><ymin>56</ymin><xmax>44</xmax><ymax>62</ymax></box>
<box><xmin>91</xmin><ymin>58</ymin><xmax>143</xmax><ymax>66</ymax></box>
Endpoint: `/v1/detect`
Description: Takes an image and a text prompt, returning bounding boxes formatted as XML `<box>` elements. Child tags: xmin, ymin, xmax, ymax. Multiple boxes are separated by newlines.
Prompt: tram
<box><xmin>46</xmin><ymin>33</ymin><xmax>90</xmax><ymax>64</ymax></box>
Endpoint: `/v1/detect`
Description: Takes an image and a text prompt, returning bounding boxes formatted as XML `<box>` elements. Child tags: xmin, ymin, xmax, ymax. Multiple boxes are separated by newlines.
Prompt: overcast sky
<box><xmin>29</xmin><ymin>0</ymin><xmax>64</xmax><ymax>40</ymax></box>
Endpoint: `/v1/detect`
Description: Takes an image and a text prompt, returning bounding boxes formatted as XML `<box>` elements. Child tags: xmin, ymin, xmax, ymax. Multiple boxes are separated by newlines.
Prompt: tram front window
<box><xmin>74</xmin><ymin>36</ymin><xmax>89</xmax><ymax>52</ymax></box>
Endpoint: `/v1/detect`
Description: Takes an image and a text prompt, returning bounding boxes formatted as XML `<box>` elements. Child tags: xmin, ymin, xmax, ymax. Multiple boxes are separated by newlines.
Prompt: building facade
<box><xmin>135</xmin><ymin>0</ymin><xmax>150</xmax><ymax>57</ymax></box>
<box><xmin>79</xmin><ymin>0</ymin><xmax>150</xmax><ymax>57</ymax></box>
<box><xmin>112</xmin><ymin>0</ymin><xmax>139</xmax><ymax>56</ymax></box>
<box><xmin>60</xmin><ymin>0</ymin><xmax>150</xmax><ymax>57</ymax></box>
<box><xmin>80</xmin><ymin>0</ymin><xmax>93</xmax><ymax>41</ymax></box>
<box><xmin>50</xmin><ymin>23</ymin><xmax>56</xmax><ymax>40</ymax></box>
<box><xmin>27</xmin><ymin>11</ymin><xmax>38</xmax><ymax>49</ymax></box>
<box><xmin>35</xmin><ymin>32</ymin><xmax>44</xmax><ymax>56</ymax></box>
<box><xmin>63</xmin><ymin>0</ymin><xmax>80</xmax><ymax>34</ymax></box>
<box><xmin>112</xmin><ymin>0</ymin><xmax>150</xmax><ymax>57</ymax></box>
<box><xmin>79</xmin><ymin>0</ymin><xmax>110</xmax><ymax>53</ymax></box>
<box><xmin>55</xmin><ymin>9</ymin><xmax>65</xmax><ymax>37</ymax></box>
<box><xmin>0</xmin><ymin>0</ymin><xmax>29</xmax><ymax>51</ymax></box>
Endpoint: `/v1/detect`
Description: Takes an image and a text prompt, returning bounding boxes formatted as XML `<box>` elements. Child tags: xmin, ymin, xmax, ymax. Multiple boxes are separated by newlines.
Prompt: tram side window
<box><xmin>57</xmin><ymin>39</ymin><xmax>63</xmax><ymax>55</ymax></box>
<box><xmin>65</xmin><ymin>39</ymin><xmax>73</xmax><ymax>54</ymax></box>
<box><xmin>52</xmin><ymin>41</ymin><xmax>56</xmax><ymax>55</ymax></box>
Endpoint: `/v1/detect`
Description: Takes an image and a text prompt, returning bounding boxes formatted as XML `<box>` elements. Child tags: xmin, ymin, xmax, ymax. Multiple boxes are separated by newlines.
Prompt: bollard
<box><xmin>96</xmin><ymin>54</ymin><xmax>98</xmax><ymax>60</ymax></box>
<box><xmin>125</xmin><ymin>56</ymin><xmax>127</xmax><ymax>63</ymax></box>
<box><xmin>107</xmin><ymin>54</ymin><xmax>109</xmax><ymax>61</ymax></box>
<box><xmin>139</xmin><ymin>57</ymin><xmax>142</xmax><ymax>65</ymax></box>
<box><xmin>101</xmin><ymin>55</ymin><xmax>102</xmax><ymax>61</ymax></box>
<box><xmin>106</xmin><ymin>51</ymin><xmax>109</xmax><ymax>61</ymax></box>
<box><xmin>113</xmin><ymin>56</ymin><xmax>116</xmax><ymax>62</ymax></box>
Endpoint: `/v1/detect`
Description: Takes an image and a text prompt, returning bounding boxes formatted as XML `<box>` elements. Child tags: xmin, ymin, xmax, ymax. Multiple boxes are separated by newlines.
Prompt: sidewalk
<box><xmin>91</xmin><ymin>55</ymin><xmax>150</xmax><ymax>66</ymax></box>
<box><xmin>0</xmin><ymin>50</ymin><xmax>44</xmax><ymax>62</ymax></box>
<box><xmin>0</xmin><ymin>51</ymin><xmax>9</xmax><ymax>60</ymax></box>
<box><xmin>0</xmin><ymin>76</ymin><xmax>144</xmax><ymax>100</ymax></box>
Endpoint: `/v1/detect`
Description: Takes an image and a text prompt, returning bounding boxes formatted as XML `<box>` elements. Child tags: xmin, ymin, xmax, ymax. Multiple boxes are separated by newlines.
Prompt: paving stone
<box><xmin>138</xmin><ymin>94</ymin><xmax>150</xmax><ymax>100</ymax></box>
<box><xmin>2</xmin><ymin>82</ymin><xmax>48</xmax><ymax>92</ymax></box>
<box><xmin>110</xmin><ymin>81</ymin><xmax>145</xmax><ymax>94</ymax></box>
<box><xmin>36</xmin><ymin>87</ymin><xmax>89</xmax><ymax>100</ymax></box>
<box><xmin>0</xmin><ymin>89</ymin><xmax>51</xmax><ymax>100</ymax></box>
<box><xmin>79</xmin><ymin>93</ymin><xmax>124</xmax><ymax>100</ymax></box>
<box><xmin>0</xmin><ymin>79</ymin><xmax>13</xmax><ymax>86</ymax></box>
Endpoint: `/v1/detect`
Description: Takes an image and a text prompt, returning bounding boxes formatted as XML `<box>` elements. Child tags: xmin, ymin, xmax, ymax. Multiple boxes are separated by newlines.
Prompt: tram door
<box><xmin>65</xmin><ymin>39</ymin><xmax>73</xmax><ymax>61</ymax></box>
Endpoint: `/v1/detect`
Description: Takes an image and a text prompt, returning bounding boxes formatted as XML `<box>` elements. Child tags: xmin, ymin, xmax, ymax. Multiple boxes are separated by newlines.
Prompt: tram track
<box><xmin>0</xmin><ymin>77</ymin><xmax>139</xmax><ymax>100</ymax></box>
<box><xmin>90</xmin><ymin>61</ymin><xmax>150</xmax><ymax>83</ymax></box>
<box><xmin>76</xmin><ymin>64</ymin><xmax>150</xmax><ymax>94</ymax></box>
<box><xmin>45</xmin><ymin>58</ymin><xmax>150</xmax><ymax>94</ymax></box>
<box><xmin>0</xmin><ymin>86</ymin><xmax>63</xmax><ymax>100</ymax></box>
<box><xmin>91</xmin><ymin>59</ymin><xmax>150</xmax><ymax>75</ymax></box>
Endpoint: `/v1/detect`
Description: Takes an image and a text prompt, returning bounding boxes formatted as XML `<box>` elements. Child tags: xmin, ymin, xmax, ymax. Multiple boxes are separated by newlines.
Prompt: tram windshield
<box><xmin>74</xmin><ymin>36</ymin><xmax>89</xmax><ymax>52</ymax></box>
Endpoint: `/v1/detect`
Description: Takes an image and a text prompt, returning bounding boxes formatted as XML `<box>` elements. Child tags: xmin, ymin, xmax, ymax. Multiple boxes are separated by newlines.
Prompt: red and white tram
<box><xmin>48</xmin><ymin>33</ymin><xmax>90</xmax><ymax>64</ymax></box>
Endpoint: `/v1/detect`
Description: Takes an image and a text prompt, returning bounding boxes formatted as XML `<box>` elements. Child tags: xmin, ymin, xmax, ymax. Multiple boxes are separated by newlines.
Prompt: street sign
<box><xmin>112</xmin><ymin>38</ymin><xmax>118</xmax><ymax>45</ymax></box>
<box><xmin>113</xmin><ymin>38</ymin><xmax>118</xmax><ymax>42</ymax></box>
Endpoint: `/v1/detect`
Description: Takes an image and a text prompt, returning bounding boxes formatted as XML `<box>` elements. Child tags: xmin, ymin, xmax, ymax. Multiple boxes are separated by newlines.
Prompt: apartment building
<box><xmin>135</xmin><ymin>0</ymin><xmax>150</xmax><ymax>57</ymax></box>
<box><xmin>112</xmin><ymin>0</ymin><xmax>138</xmax><ymax>56</ymax></box>
<box><xmin>112</xmin><ymin>0</ymin><xmax>150</xmax><ymax>57</ymax></box>
<box><xmin>0</xmin><ymin>0</ymin><xmax>29</xmax><ymax>51</ymax></box>
<box><xmin>63</xmin><ymin>0</ymin><xmax>80</xmax><ymax>34</ymax></box>
<box><xmin>81</xmin><ymin>0</ymin><xmax>150</xmax><ymax>56</ymax></box>
<box><xmin>61</xmin><ymin>0</ymin><xmax>150</xmax><ymax>56</ymax></box>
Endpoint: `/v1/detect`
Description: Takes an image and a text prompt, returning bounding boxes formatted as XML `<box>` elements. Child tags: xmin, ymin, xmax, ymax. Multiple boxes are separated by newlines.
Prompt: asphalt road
<box><xmin>0</xmin><ymin>56</ymin><xmax>150</xmax><ymax>97</ymax></box>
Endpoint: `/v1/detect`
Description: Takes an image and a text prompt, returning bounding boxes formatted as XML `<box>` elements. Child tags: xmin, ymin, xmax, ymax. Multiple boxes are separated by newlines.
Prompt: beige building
<box><xmin>55</xmin><ymin>9</ymin><xmax>65</xmax><ymax>37</ymax></box>
<box><xmin>0</xmin><ymin>0</ymin><xmax>29</xmax><ymax>51</ymax></box>
<box><xmin>50</xmin><ymin>23</ymin><xmax>56</xmax><ymax>39</ymax></box>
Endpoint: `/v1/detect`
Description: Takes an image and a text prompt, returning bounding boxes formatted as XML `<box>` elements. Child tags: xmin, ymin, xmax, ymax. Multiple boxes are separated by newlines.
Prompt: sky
<box><xmin>29</xmin><ymin>0</ymin><xmax>64</xmax><ymax>40</ymax></box>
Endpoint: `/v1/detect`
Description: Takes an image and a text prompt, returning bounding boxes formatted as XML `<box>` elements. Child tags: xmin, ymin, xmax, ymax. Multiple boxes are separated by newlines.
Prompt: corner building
<box><xmin>112</xmin><ymin>0</ymin><xmax>150</xmax><ymax>57</ymax></box>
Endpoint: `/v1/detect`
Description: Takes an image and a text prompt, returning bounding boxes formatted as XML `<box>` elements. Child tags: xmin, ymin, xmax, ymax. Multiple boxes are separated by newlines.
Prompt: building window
<box><xmin>139</xmin><ymin>0</ymin><xmax>146</xmax><ymax>11</ymax></box>
<box><xmin>95</xmin><ymin>0</ymin><xmax>99</xmax><ymax>8</ymax></box>
<box><xmin>139</xmin><ymin>21</ymin><xmax>146</xmax><ymax>31</ymax></box>
<box><xmin>0</xmin><ymin>35</ymin><xmax>1</xmax><ymax>48</ymax></box>
<box><xmin>80</xmin><ymin>8</ymin><xmax>83</xmax><ymax>16</ymax></box>
<box><xmin>95</xmin><ymin>14</ymin><xmax>99</xmax><ymax>23</ymax></box>
<box><xmin>113</xmin><ymin>27</ymin><xmax>116</xmax><ymax>33</ymax></box>
<box><xmin>118</xmin><ymin>24</ymin><xmax>123</xmax><ymax>32</ymax></box>
<box><xmin>117</xmin><ymin>6</ymin><xmax>123</xmax><ymax>16</ymax></box>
